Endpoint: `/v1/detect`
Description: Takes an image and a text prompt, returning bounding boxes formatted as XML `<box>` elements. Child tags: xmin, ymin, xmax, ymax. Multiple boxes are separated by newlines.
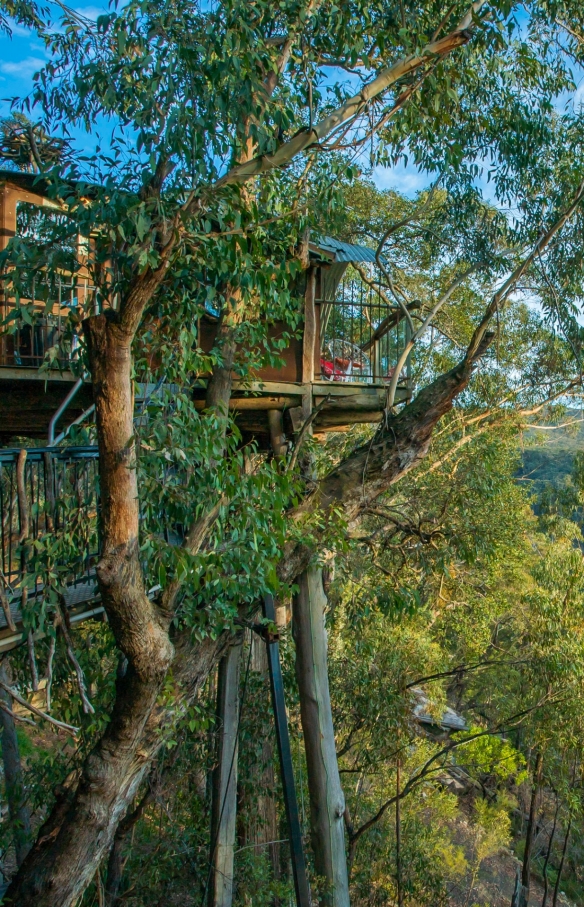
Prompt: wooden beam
<box><xmin>302</xmin><ymin>267</ymin><xmax>316</xmax><ymax>385</ymax></box>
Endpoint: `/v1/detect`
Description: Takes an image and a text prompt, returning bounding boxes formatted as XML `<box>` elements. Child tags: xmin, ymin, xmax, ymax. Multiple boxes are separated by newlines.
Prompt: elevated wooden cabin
<box><xmin>0</xmin><ymin>170</ymin><xmax>410</xmax><ymax>445</ymax></box>
<box><xmin>196</xmin><ymin>237</ymin><xmax>411</xmax><ymax>441</ymax></box>
<box><xmin>0</xmin><ymin>170</ymin><xmax>94</xmax><ymax>443</ymax></box>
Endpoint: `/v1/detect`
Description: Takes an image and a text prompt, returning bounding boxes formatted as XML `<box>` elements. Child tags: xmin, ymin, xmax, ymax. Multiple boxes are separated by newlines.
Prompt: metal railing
<box><xmin>0</xmin><ymin>447</ymin><xmax>99</xmax><ymax>614</ymax></box>
<box><xmin>318</xmin><ymin>267</ymin><xmax>410</xmax><ymax>385</ymax></box>
<box><xmin>1</xmin><ymin>274</ymin><xmax>94</xmax><ymax>368</ymax></box>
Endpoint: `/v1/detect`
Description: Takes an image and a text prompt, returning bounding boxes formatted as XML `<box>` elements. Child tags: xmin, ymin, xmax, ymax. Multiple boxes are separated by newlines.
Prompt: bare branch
<box><xmin>0</xmin><ymin>676</ymin><xmax>79</xmax><ymax>734</ymax></box>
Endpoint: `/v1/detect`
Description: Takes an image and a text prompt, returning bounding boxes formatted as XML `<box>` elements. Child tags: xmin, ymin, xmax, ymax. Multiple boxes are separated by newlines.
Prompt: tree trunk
<box><xmin>0</xmin><ymin>661</ymin><xmax>32</xmax><ymax>868</ymax></box>
<box><xmin>511</xmin><ymin>751</ymin><xmax>543</xmax><ymax>907</ymax></box>
<box><xmin>551</xmin><ymin>813</ymin><xmax>572</xmax><ymax>907</ymax></box>
<box><xmin>293</xmin><ymin>568</ymin><xmax>349</xmax><ymax>907</ymax></box>
<box><xmin>205</xmin><ymin>290</ymin><xmax>244</xmax><ymax>418</ymax></box>
<box><xmin>209</xmin><ymin>638</ymin><xmax>243</xmax><ymax>907</ymax></box>
<box><xmin>541</xmin><ymin>793</ymin><xmax>559</xmax><ymax>907</ymax></box>
<box><xmin>4</xmin><ymin>310</ymin><xmax>174</xmax><ymax>907</ymax></box>
<box><xmin>395</xmin><ymin>752</ymin><xmax>403</xmax><ymax>907</ymax></box>
<box><xmin>5</xmin><ymin>313</ymin><xmax>494</xmax><ymax>906</ymax></box>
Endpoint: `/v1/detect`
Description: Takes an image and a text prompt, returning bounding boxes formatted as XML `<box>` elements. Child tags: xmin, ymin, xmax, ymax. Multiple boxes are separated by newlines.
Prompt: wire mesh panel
<box><xmin>0</xmin><ymin>447</ymin><xmax>99</xmax><ymax>608</ymax></box>
<box><xmin>318</xmin><ymin>265</ymin><xmax>409</xmax><ymax>385</ymax></box>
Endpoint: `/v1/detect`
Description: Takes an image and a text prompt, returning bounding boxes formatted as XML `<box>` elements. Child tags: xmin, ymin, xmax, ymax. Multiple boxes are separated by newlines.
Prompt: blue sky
<box><xmin>2</xmin><ymin>9</ymin><xmax>584</xmax><ymax>202</ymax></box>
<box><xmin>0</xmin><ymin>7</ymin><xmax>435</xmax><ymax>196</ymax></box>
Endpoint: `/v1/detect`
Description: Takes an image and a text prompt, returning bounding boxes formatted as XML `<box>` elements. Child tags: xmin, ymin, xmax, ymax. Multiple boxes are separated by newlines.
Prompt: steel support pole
<box><xmin>262</xmin><ymin>594</ymin><xmax>311</xmax><ymax>907</ymax></box>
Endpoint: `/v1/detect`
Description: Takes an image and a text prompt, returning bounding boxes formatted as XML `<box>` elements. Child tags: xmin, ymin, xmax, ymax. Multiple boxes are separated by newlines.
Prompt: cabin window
<box><xmin>16</xmin><ymin>201</ymin><xmax>76</xmax><ymax>255</ymax></box>
<box><xmin>15</xmin><ymin>202</ymin><xmax>92</xmax><ymax>309</ymax></box>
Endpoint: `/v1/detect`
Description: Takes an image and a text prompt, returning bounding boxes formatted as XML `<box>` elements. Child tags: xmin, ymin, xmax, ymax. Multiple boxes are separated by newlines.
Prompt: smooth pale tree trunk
<box><xmin>209</xmin><ymin>638</ymin><xmax>243</xmax><ymax>907</ymax></box>
<box><xmin>239</xmin><ymin>633</ymin><xmax>279</xmax><ymax>879</ymax></box>
<box><xmin>512</xmin><ymin>751</ymin><xmax>543</xmax><ymax>907</ymax></box>
<box><xmin>0</xmin><ymin>661</ymin><xmax>31</xmax><ymax>868</ymax></box>
<box><xmin>293</xmin><ymin>568</ymin><xmax>349</xmax><ymax>907</ymax></box>
<box><xmin>552</xmin><ymin>813</ymin><xmax>572</xmax><ymax>907</ymax></box>
<box><xmin>541</xmin><ymin>793</ymin><xmax>559</xmax><ymax>907</ymax></box>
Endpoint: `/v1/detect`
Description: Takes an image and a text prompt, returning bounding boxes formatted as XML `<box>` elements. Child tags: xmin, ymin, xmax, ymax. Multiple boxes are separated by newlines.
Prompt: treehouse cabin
<box><xmin>0</xmin><ymin>170</ymin><xmax>411</xmax><ymax>445</ymax></box>
<box><xmin>0</xmin><ymin>173</ymin><xmax>413</xmax><ymax>651</ymax></box>
<box><xmin>195</xmin><ymin>236</ymin><xmax>411</xmax><ymax>442</ymax></box>
<box><xmin>0</xmin><ymin>170</ymin><xmax>95</xmax><ymax>443</ymax></box>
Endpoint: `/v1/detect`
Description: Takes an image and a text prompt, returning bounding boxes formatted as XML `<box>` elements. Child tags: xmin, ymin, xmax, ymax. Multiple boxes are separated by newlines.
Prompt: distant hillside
<box><xmin>519</xmin><ymin>410</ymin><xmax>584</xmax><ymax>491</ymax></box>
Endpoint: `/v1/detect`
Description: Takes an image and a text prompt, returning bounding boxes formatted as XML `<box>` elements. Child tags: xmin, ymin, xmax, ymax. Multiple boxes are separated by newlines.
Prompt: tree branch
<box><xmin>212</xmin><ymin>2</ymin><xmax>487</xmax><ymax>190</ymax></box>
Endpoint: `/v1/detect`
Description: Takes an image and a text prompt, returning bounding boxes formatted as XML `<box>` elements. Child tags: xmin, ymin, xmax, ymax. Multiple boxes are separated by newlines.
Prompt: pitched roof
<box><xmin>313</xmin><ymin>235</ymin><xmax>378</xmax><ymax>263</ymax></box>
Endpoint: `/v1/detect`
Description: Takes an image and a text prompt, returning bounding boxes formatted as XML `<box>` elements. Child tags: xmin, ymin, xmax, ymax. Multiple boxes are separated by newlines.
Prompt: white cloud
<box><xmin>372</xmin><ymin>164</ymin><xmax>431</xmax><ymax>196</ymax></box>
<box><xmin>5</xmin><ymin>20</ymin><xmax>33</xmax><ymax>38</ymax></box>
<box><xmin>0</xmin><ymin>55</ymin><xmax>47</xmax><ymax>78</ymax></box>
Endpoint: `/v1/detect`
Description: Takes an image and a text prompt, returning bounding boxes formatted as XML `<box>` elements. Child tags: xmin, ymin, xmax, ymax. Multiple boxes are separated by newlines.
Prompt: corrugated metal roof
<box><xmin>315</xmin><ymin>235</ymin><xmax>378</xmax><ymax>263</ymax></box>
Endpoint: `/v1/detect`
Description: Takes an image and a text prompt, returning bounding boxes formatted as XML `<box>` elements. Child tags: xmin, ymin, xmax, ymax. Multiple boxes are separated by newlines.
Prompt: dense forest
<box><xmin>2</xmin><ymin>1</ymin><xmax>584</xmax><ymax>906</ymax></box>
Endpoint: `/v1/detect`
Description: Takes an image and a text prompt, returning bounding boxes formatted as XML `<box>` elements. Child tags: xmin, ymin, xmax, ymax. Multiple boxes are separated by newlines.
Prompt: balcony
<box><xmin>318</xmin><ymin>263</ymin><xmax>410</xmax><ymax>388</ymax></box>
<box><xmin>0</xmin><ymin>273</ymin><xmax>94</xmax><ymax>369</ymax></box>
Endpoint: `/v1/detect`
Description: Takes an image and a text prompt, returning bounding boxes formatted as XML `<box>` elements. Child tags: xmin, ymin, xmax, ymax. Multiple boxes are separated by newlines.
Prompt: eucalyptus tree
<box><xmin>2</xmin><ymin>1</ymin><xmax>584</xmax><ymax>905</ymax></box>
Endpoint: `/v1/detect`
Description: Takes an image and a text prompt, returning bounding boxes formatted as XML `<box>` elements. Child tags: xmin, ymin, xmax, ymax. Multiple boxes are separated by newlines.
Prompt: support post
<box><xmin>262</xmin><ymin>594</ymin><xmax>311</xmax><ymax>907</ymax></box>
<box><xmin>302</xmin><ymin>267</ymin><xmax>317</xmax><ymax>385</ymax></box>
<box><xmin>292</xmin><ymin>570</ymin><xmax>350</xmax><ymax>907</ymax></box>
<box><xmin>267</xmin><ymin>409</ymin><xmax>287</xmax><ymax>458</ymax></box>
<box><xmin>209</xmin><ymin>638</ymin><xmax>243</xmax><ymax>907</ymax></box>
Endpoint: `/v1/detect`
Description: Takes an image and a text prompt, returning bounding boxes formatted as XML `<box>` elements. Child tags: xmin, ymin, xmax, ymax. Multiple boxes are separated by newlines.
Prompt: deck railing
<box><xmin>0</xmin><ymin>274</ymin><xmax>94</xmax><ymax>368</ymax></box>
<box><xmin>0</xmin><ymin>447</ymin><xmax>99</xmax><ymax>619</ymax></box>
<box><xmin>318</xmin><ymin>268</ymin><xmax>411</xmax><ymax>385</ymax></box>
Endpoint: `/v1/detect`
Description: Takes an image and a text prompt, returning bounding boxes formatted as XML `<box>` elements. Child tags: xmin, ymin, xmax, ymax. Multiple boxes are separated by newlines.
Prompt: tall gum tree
<box><xmin>2</xmin><ymin>1</ymin><xmax>584</xmax><ymax>904</ymax></box>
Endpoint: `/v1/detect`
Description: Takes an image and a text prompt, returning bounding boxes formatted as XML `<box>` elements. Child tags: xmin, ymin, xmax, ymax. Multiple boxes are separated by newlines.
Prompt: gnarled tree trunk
<box><xmin>4</xmin><ymin>309</ymin><xmax>175</xmax><ymax>907</ymax></box>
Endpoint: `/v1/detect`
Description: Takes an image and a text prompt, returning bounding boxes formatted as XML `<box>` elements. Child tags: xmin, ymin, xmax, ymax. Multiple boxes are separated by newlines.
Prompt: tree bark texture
<box><xmin>209</xmin><ymin>638</ymin><xmax>243</xmax><ymax>907</ymax></box>
<box><xmin>0</xmin><ymin>662</ymin><xmax>32</xmax><ymax>869</ymax></box>
<box><xmin>293</xmin><ymin>568</ymin><xmax>350</xmax><ymax>907</ymax></box>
